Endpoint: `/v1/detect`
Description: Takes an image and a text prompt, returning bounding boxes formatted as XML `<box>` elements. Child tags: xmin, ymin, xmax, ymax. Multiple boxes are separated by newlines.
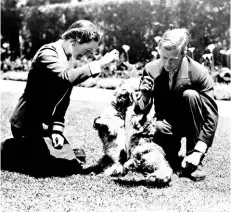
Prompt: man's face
<box><xmin>159</xmin><ymin>46</ymin><xmax>184</xmax><ymax>73</ymax></box>
<box><xmin>71</xmin><ymin>40</ymin><xmax>99</xmax><ymax>60</ymax></box>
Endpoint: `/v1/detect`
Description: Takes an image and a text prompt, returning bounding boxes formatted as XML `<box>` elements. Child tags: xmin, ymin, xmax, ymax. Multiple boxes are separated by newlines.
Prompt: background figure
<box><xmin>7</xmin><ymin>20</ymin><xmax>119</xmax><ymax>174</ymax></box>
<box><xmin>135</xmin><ymin>28</ymin><xmax>218</xmax><ymax>181</ymax></box>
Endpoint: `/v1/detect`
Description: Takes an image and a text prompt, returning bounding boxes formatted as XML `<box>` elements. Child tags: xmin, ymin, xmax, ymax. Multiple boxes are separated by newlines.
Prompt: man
<box><xmin>9</xmin><ymin>20</ymin><xmax>119</xmax><ymax>170</ymax></box>
<box><xmin>135</xmin><ymin>28</ymin><xmax>218</xmax><ymax>181</ymax></box>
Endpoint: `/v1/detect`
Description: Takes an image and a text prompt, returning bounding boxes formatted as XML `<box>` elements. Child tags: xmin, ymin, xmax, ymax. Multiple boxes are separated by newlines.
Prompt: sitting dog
<box><xmin>93</xmin><ymin>81</ymin><xmax>135</xmax><ymax>176</ymax></box>
<box><xmin>93</xmin><ymin>82</ymin><xmax>186</xmax><ymax>181</ymax></box>
<box><xmin>123</xmin><ymin>106</ymin><xmax>174</xmax><ymax>185</ymax></box>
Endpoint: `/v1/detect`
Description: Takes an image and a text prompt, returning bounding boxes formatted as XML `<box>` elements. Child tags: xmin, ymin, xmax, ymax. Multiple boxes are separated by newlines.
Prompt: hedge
<box><xmin>22</xmin><ymin>0</ymin><xmax>172</xmax><ymax>62</ymax></box>
<box><xmin>2</xmin><ymin>0</ymin><xmax>230</xmax><ymax>64</ymax></box>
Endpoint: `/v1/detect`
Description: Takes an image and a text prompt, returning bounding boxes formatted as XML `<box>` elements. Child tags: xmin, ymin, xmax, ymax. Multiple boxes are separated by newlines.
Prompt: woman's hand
<box><xmin>99</xmin><ymin>49</ymin><xmax>119</xmax><ymax>67</ymax></box>
<box><xmin>51</xmin><ymin>133</ymin><xmax>64</xmax><ymax>149</ymax></box>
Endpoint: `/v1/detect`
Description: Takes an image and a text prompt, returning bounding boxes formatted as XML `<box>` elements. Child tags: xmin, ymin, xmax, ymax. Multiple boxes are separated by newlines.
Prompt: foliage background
<box><xmin>1</xmin><ymin>0</ymin><xmax>230</xmax><ymax>63</ymax></box>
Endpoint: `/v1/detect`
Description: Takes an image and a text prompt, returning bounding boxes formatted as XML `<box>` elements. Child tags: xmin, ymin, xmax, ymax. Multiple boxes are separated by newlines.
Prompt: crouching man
<box><xmin>134</xmin><ymin>28</ymin><xmax>218</xmax><ymax>181</ymax></box>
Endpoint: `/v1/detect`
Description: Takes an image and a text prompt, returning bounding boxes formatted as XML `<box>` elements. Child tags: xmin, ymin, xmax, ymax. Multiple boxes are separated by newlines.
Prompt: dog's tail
<box><xmin>93</xmin><ymin>116</ymin><xmax>101</xmax><ymax>129</ymax></box>
<box><xmin>93</xmin><ymin>116</ymin><xmax>110</xmax><ymax>131</ymax></box>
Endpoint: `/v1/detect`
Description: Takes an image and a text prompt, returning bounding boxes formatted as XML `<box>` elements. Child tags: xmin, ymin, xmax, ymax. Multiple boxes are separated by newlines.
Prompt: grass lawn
<box><xmin>1</xmin><ymin>91</ymin><xmax>231</xmax><ymax>212</ymax></box>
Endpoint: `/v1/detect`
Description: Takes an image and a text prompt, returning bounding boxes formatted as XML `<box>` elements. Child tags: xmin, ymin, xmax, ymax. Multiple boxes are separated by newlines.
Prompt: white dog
<box><xmin>93</xmin><ymin>81</ymin><xmax>135</xmax><ymax>176</ymax></box>
<box><xmin>123</xmin><ymin>105</ymin><xmax>174</xmax><ymax>185</ymax></box>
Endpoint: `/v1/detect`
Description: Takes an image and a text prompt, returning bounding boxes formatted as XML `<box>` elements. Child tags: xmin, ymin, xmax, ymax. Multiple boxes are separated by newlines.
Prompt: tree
<box><xmin>1</xmin><ymin>0</ymin><xmax>23</xmax><ymax>58</ymax></box>
<box><xmin>172</xmin><ymin>0</ymin><xmax>230</xmax><ymax>61</ymax></box>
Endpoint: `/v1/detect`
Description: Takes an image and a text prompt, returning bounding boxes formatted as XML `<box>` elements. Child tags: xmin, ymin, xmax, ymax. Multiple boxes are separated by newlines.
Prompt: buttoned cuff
<box><xmin>88</xmin><ymin>61</ymin><xmax>101</xmax><ymax>76</ymax></box>
<box><xmin>52</xmin><ymin>122</ymin><xmax>64</xmax><ymax>134</ymax></box>
<box><xmin>194</xmin><ymin>140</ymin><xmax>208</xmax><ymax>154</ymax></box>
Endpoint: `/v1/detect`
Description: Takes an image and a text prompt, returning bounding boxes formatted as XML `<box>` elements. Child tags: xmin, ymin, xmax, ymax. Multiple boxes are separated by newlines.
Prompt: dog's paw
<box><xmin>123</xmin><ymin>159</ymin><xmax>135</xmax><ymax>171</ymax></box>
<box><xmin>104</xmin><ymin>163</ymin><xmax>125</xmax><ymax>176</ymax></box>
<box><xmin>130</xmin><ymin>115</ymin><xmax>144</xmax><ymax>130</ymax></box>
<box><xmin>145</xmin><ymin>172</ymin><xmax>156</xmax><ymax>182</ymax></box>
<box><xmin>146</xmin><ymin>168</ymin><xmax>173</xmax><ymax>184</ymax></box>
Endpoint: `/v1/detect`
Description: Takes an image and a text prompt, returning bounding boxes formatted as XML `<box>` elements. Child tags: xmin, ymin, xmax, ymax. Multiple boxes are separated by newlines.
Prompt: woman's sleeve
<box><xmin>38</xmin><ymin>45</ymin><xmax>101</xmax><ymax>85</ymax></box>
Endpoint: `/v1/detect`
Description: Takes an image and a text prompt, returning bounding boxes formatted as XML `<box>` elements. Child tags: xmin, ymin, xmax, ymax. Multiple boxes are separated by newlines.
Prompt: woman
<box><xmin>8</xmin><ymin>20</ymin><xmax>119</xmax><ymax>173</ymax></box>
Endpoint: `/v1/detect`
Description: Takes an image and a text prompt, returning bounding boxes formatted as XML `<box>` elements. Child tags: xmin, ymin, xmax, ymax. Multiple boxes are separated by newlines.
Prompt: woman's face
<box><xmin>71</xmin><ymin>40</ymin><xmax>99</xmax><ymax>60</ymax></box>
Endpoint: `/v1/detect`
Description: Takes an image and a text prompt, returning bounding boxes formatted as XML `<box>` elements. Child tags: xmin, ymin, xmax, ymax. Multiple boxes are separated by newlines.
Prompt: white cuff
<box><xmin>194</xmin><ymin>141</ymin><xmax>208</xmax><ymax>154</ymax></box>
<box><xmin>88</xmin><ymin>61</ymin><xmax>101</xmax><ymax>76</ymax></box>
<box><xmin>52</xmin><ymin>122</ymin><xmax>64</xmax><ymax>134</ymax></box>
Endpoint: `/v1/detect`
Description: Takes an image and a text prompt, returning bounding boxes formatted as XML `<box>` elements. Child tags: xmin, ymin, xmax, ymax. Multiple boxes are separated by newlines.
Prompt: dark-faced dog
<box><xmin>93</xmin><ymin>81</ymin><xmax>135</xmax><ymax>176</ymax></box>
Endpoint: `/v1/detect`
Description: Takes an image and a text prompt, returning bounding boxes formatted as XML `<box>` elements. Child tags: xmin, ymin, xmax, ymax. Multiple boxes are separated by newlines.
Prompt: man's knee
<box><xmin>182</xmin><ymin>89</ymin><xmax>200</xmax><ymax>102</ymax></box>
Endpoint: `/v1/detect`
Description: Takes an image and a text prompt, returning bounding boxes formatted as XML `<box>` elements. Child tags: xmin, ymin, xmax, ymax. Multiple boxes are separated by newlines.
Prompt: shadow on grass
<box><xmin>81</xmin><ymin>162</ymin><xmax>171</xmax><ymax>189</ymax></box>
<box><xmin>81</xmin><ymin>165</ymin><xmax>103</xmax><ymax>175</ymax></box>
<box><xmin>113</xmin><ymin>177</ymin><xmax>171</xmax><ymax>188</ymax></box>
<box><xmin>1</xmin><ymin>137</ymin><xmax>83</xmax><ymax>178</ymax></box>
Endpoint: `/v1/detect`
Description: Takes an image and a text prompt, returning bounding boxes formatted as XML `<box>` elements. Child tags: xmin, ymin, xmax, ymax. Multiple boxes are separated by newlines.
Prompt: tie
<box><xmin>169</xmin><ymin>72</ymin><xmax>174</xmax><ymax>89</ymax></box>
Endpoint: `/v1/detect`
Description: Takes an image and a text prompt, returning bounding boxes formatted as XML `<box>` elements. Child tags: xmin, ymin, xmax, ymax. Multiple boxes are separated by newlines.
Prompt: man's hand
<box><xmin>131</xmin><ymin>116</ymin><xmax>144</xmax><ymax>133</ymax></box>
<box><xmin>99</xmin><ymin>49</ymin><xmax>119</xmax><ymax>67</ymax></box>
<box><xmin>51</xmin><ymin>133</ymin><xmax>64</xmax><ymax>149</ymax></box>
<box><xmin>181</xmin><ymin>151</ymin><xmax>203</xmax><ymax>168</ymax></box>
<box><xmin>155</xmin><ymin>119</ymin><xmax>173</xmax><ymax>135</ymax></box>
<box><xmin>139</xmin><ymin>76</ymin><xmax>154</xmax><ymax>100</ymax></box>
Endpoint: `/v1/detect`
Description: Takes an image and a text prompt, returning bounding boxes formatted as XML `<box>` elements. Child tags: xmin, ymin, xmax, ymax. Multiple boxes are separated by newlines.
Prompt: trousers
<box><xmin>154</xmin><ymin>89</ymin><xmax>205</xmax><ymax>169</ymax></box>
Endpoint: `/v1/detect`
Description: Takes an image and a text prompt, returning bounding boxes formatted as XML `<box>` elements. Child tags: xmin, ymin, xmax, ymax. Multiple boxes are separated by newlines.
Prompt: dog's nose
<box><xmin>136</xmin><ymin>153</ymin><xmax>142</xmax><ymax>161</ymax></box>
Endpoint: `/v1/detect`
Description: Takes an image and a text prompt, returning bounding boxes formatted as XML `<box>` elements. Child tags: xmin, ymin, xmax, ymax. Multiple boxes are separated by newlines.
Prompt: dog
<box><xmin>93</xmin><ymin>81</ymin><xmax>135</xmax><ymax>176</ymax></box>
<box><xmin>93</xmin><ymin>81</ymin><xmax>186</xmax><ymax>181</ymax></box>
<box><xmin>123</xmin><ymin>105</ymin><xmax>174</xmax><ymax>185</ymax></box>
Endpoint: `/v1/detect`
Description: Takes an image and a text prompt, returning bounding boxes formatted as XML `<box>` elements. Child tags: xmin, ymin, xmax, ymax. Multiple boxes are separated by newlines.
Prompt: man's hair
<box><xmin>62</xmin><ymin>20</ymin><xmax>101</xmax><ymax>44</ymax></box>
<box><xmin>158</xmin><ymin>28</ymin><xmax>191</xmax><ymax>55</ymax></box>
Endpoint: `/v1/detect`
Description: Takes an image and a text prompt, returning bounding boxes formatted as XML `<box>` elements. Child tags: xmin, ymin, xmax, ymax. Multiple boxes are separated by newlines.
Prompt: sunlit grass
<box><xmin>1</xmin><ymin>91</ymin><xmax>231</xmax><ymax>212</ymax></box>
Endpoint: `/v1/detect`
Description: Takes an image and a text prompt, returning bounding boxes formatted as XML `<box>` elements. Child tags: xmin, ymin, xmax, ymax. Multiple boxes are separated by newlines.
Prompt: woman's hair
<box><xmin>158</xmin><ymin>28</ymin><xmax>191</xmax><ymax>55</ymax></box>
<box><xmin>62</xmin><ymin>20</ymin><xmax>101</xmax><ymax>44</ymax></box>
